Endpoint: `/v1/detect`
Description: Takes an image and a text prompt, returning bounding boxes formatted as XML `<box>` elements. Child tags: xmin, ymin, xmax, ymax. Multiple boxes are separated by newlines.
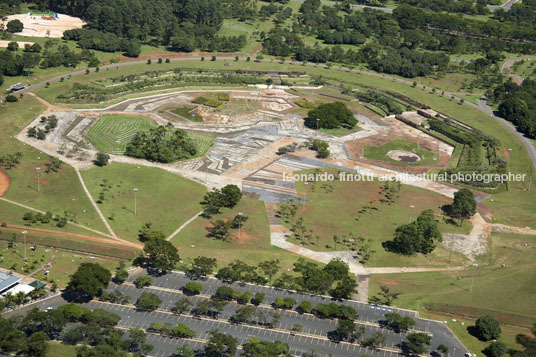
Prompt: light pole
<box><xmin>238</xmin><ymin>212</ymin><xmax>243</xmax><ymax>238</ymax></box>
<box><xmin>22</xmin><ymin>230</ymin><xmax>27</xmax><ymax>261</ymax></box>
<box><xmin>316</xmin><ymin>118</ymin><xmax>320</xmax><ymax>130</ymax></box>
<box><xmin>36</xmin><ymin>167</ymin><xmax>41</xmax><ymax>192</ymax></box>
<box><xmin>469</xmin><ymin>263</ymin><xmax>478</xmax><ymax>293</ymax></box>
<box><xmin>133</xmin><ymin>188</ymin><xmax>138</xmax><ymax>215</ymax></box>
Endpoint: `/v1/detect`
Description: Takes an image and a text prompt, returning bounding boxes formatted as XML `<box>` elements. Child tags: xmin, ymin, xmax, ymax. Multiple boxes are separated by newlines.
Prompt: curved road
<box><xmin>17</xmin><ymin>54</ymin><xmax>536</xmax><ymax>170</ymax></box>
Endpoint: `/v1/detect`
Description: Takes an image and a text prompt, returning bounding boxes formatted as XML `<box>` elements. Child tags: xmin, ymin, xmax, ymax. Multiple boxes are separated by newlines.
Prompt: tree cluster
<box><xmin>383</xmin><ymin>210</ymin><xmax>442</xmax><ymax>256</ymax></box>
<box><xmin>125</xmin><ymin>123</ymin><xmax>197</xmax><ymax>163</ymax></box>
<box><xmin>200</xmin><ymin>184</ymin><xmax>242</xmax><ymax>217</ymax></box>
<box><xmin>307</xmin><ymin>102</ymin><xmax>356</xmax><ymax>129</ymax></box>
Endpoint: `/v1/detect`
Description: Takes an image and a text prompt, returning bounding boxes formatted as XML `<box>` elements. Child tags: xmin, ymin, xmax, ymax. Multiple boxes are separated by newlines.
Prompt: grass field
<box><xmin>364</xmin><ymin>140</ymin><xmax>439</xmax><ymax>166</ymax></box>
<box><xmin>0</xmin><ymin>241</ymin><xmax>54</xmax><ymax>276</ymax></box>
<box><xmin>34</xmin><ymin>250</ymin><xmax>124</xmax><ymax>287</ymax></box>
<box><xmin>172</xmin><ymin>198</ymin><xmax>313</xmax><ymax>276</ymax></box>
<box><xmin>282</xmin><ymin>168</ymin><xmax>468</xmax><ymax>267</ymax></box>
<box><xmin>87</xmin><ymin>114</ymin><xmax>157</xmax><ymax>154</ymax></box>
<box><xmin>0</xmin><ymin>97</ymin><xmax>108</xmax><ymax>234</ymax></box>
<box><xmin>47</xmin><ymin>341</ymin><xmax>77</xmax><ymax>357</ymax></box>
<box><xmin>81</xmin><ymin>163</ymin><xmax>206</xmax><ymax>242</ymax></box>
<box><xmin>369</xmin><ymin>231</ymin><xmax>536</xmax><ymax>354</ymax></box>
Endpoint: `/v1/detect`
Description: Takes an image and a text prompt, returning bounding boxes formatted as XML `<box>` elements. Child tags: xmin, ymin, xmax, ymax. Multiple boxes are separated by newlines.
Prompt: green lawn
<box><xmin>282</xmin><ymin>168</ymin><xmax>468</xmax><ymax>267</ymax></box>
<box><xmin>0</xmin><ymin>241</ymin><xmax>54</xmax><ymax>276</ymax></box>
<box><xmin>87</xmin><ymin>114</ymin><xmax>157</xmax><ymax>154</ymax></box>
<box><xmin>364</xmin><ymin>139</ymin><xmax>439</xmax><ymax>166</ymax></box>
<box><xmin>80</xmin><ymin>163</ymin><xmax>206</xmax><ymax>242</ymax></box>
<box><xmin>172</xmin><ymin>197</ymin><xmax>311</xmax><ymax>276</ymax></box>
<box><xmin>34</xmin><ymin>250</ymin><xmax>124</xmax><ymax>287</ymax></box>
<box><xmin>369</xmin><ymin>232</ymin><xmax>536</xmax><ymax>327</ymax></box>
<box><xmin>0</xmin><ymin>97</ymin><xmax>108</xmax><ymax>234</ymax></box>
<box><xmin>47</xmin><ymin>341</ymin><xmax>77</xmax><ymax>357</ymax></box>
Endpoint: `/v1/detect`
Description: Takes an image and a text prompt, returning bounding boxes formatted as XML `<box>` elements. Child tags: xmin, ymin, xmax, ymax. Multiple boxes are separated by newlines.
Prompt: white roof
<box><xmin>5</xmin><ymin>284</ymin><xmax>34</xmax><ymax>295</ymax></box>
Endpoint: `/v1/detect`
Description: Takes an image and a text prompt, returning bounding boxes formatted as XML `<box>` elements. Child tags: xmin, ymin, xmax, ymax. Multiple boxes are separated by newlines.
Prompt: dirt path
<box><xmin>501</xmin><ymin>57</ymin><xmax>535</xmax><ymax>85</ymax></box>
<box><xmin>492</xmin><ymin>224</ymin><xmax>536</xmax><ymax>235</ymax></box>
<box><xmin>365</xmin><ymin>266</ymin><xmax>466</xmax><ymax>274</ymax></box>
<box><xmin>0</xmin><ymin>169</ymin><xmax>10</xmax><ymax>197</ymax></box>
<box><xmin>0</xmin><ymin>224</ymin><xmax>142</xmax><ymax>250</ymax></box>
<box><xmin>442</xmin><ymin>212</ymin><xmax>491</xmax><ymax>261</ymax></box>
<box><xmin>166</xmin><ymin>211</ymin><xmax>203</xmax><ymax>241</ymax></box>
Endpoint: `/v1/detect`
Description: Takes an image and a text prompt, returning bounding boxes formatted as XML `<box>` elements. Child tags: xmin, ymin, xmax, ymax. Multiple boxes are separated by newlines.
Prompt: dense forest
<box><xmin>492</xmin><ymin>79</ymin><xmax>536</xmax><ymax>138</ymax></box>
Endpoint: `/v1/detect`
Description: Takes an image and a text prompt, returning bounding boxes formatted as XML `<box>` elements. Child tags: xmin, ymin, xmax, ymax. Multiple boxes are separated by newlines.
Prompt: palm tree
<box><xmin>4</xmin><ymin>292</ymin><xmax>15</xmax><ymax>308</ymax></box>
<box><xmin>15</xmin><ymin>291</ymin><xmax>27</xmax><ymax>305</ymax></box>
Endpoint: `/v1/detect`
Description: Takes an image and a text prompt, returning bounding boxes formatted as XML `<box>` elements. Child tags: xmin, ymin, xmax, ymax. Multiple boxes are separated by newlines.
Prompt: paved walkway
<box><xmin>74</xmin><ymin>168</ymin><xmax>118</xmax><ymax>240</ymax></box>
<box><xmin>26</xmin><ymin>249</ymin><xmax>58</xmax><ymax>278</ymax></box>
<box><xmin>166</xmin><ymin>211</ymin><xmax>203</xmax><ymax>241</ymax></box>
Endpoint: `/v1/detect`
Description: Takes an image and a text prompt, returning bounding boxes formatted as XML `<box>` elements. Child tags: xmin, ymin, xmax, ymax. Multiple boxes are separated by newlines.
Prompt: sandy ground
<box><xmin>0</xmin><ymin>169</ymin><xmax>10</xmax><ymax>197</ymax></box>
<box><xmin>0</xmin><ymin>40</ymin><xmax>35</xmax><ymax>48</ymax></box>
<box><xmin>1</xmin><ymin>13</ymin><xmax>84</xmax><ymax>38</ymax></box>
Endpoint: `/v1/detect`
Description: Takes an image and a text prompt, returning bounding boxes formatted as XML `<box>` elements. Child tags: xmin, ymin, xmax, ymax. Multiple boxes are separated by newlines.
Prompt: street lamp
<box><xmin>316</xmin><ymin>118</ymin><xmax>320</xmax><ymax>130</ymax></box>
<box><xmin>133</xmin><ymin>188</ymin><xmax>138</xmax><ymax>215</ymax></box>
<box><xmin>22</xmin><ymin>230</ymin><xmax>27</xmax><ymax>261</ymax></box>
<box><xmin>36</xmin><ymin>167</ymin><xmax>41</xmax><ymax>192</ymax></box>
<box><xmin>238</xmin><ymin>212</ymin><xmax>243</xmax><ymax>238</ymax></box>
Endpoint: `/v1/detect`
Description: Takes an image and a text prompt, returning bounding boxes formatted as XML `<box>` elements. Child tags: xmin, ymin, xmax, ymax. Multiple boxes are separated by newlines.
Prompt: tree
<box><xmin>257</xmin><ymin>259</ymin><xmax>280</xmax><ymax>283</ymax></box>
<box><xmin>176</xmin><ymin>345</ymin><xmax>195</xmax><ymax>357</ymax></box>
<box><xmin>190</xmin><ymin>256</ymin><xmax>217</xmax><ymax>277</ymax></box>
<box><xmin>384</xmin><ymin>313</ymin><xmax>415</xmax><ymax>332</ymax></box>
<box><xmin>136</xmin><ymin>292</ymin><xmax>162</xmax><ymax>311</ymax></box>
<box><xmin>369</xmin><ymin>285</ymin><xmax>400</xmax><ymax>306</ymax></box>
<box><xmin>330</xmin><ymin>276</ymin><xmax>357</xmax><ymax>299</ymax></box>
<box><xmin>307</xmin><ymin>102</ymin><xmax>356</xmax><ymax>129</ymax></box>
<box><xmin>7</xmin><ymin>41</ymin><xmax>18</xmax><ymax>51</ymax></box>
<box><xmin>172</xmin><ymin>298</ymin><xmax>193</xmax><ymax>314</ymax></box>
<box><xmin>138</xmin><ymin>223</ymin><xmax>166</xmax><ymax>242</ymax></box>
<box><xmin>221</xmin><ymin>185</ymin><xmax>242</xmax><ymax>208</ymax></box>
<box><xmin>21</xmin><ymin>52</ymin><xmax>40</xmax><ymax>75</ymax></box>
<box><xmin>67</xmin><ymin>263</ymin><xmax>111</xmax><ymax>299</ymax></box>
<box><xmin>143</xmin><ymin>237</ymin><xmax>180</xmax><ymax>272</ymax></box>
<box><xmin>383</xmin><ymin>210</ymin><xmax>442</xmax><ymax>255</ymax></box>
<box><xmin>437</xmin><ymin>344</ymin><xmax>449</xmax><ymax>356</ymax></box>
<box><xmin>134</xmin><ymin>275</ymin><xmax>153</xmax><ymax>288</ymax></box>
<box><xmin>475</xmin><ymin>316</ymin><xmax>502</xmax><ymax>341</ymax></box>
<box><xmin>7</xmin><ymin>19</ymin><xmax>23</xmax><ymax>33</ymax></box>
<box><xmin>335</xmin><ymin>319</ymin><xmax>355</xmax><ymax>341</ymax></box>
<box><xmin>406</xmin><ymin>332</ymin><xmax>431</xmax><ymax>354</ymax></box>
<box><xmin>95</xmin><ymin>152</ymin><xmax>110</xmax><ymax>167</ymax></box>
<box><xmin>241</xmin><ymin>337</ymin><xmax>290</xmax><ymax>357</ymax></box>
<box><xmin>310</xmin><ymin>139</ymin><xmax>330</xmax><ymax>158</ymax></box>
<box><xmin>25</xmin><ymin>331</ymin><xmax>49</xmax><ymax>357</ymax></box>
<box><xmin>230</xmin><ymin>305</ymin><xmax>257</xmax><ymax>324</ymax></box>
<box><xmin>484</xmin><ymin>341</ymin><xmax>507</xmax><ymax>357</ymax></box>
<box><xmin>251</xmin><ymin>293</ymin><xmax>265</xmax><ymax>306</ymax></box>
<box><xmin>204</xmin><ymin>330</ymin><xmax>238</xmax><ymax>357</ymax></box>
<box><xmin>447</xmin><ymin>188</ymin><xmax>477</xmax><ymax>225</ymax></box>
<box><xmin>298</xmin><ymin>301</ymin><xmax>312</xmax><ymax>313</ymax></box>
<box><xmin>113</xmin><ymin>268</ymin><xmax>129</xmax><ymax>284</ymax></box>
<box><xmin>362</xmin><ymin>332</ymin><xmax>386</xmax><ymax>348</ymax></box>
<box><xmin>207</xmin><ymin>220</ymin><xmax>231</xmax><ymax>241</ymax></box>
<box><xmin>184</xmin><ymin>282</ymin><xmax>203</xmax><ymax>295</ymax></box>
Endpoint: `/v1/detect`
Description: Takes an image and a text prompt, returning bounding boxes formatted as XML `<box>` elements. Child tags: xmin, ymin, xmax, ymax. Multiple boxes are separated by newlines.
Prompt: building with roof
<box><xmin>0</xmin><ymin>271</ymin><xmax>22</xmax><ymax>296</ymax></box>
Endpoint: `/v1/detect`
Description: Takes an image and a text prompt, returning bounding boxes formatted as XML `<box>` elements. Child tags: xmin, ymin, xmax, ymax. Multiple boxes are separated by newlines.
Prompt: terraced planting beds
<box><xmin>87</xmin><ymin>114</ymin><xmax>157</xmax><ymax>154</ymax></box>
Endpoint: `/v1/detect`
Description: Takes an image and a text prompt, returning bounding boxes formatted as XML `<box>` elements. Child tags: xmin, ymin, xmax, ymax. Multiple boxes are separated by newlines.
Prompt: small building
<box><xmin>8</xmin><ymin>83</ymin><xmax>26</xmax><ymax>92</ymax></box>
<box><xmin>29</xmin><ymin>280</ymin><xmax>47</xmax><ymax>290</ymax></box>
<box><xmin>5</xmin><ymin>284</ymin><xmax>34</xmax><ymax>296</ymax></box>
<box><xmin>0</xmin><ymin>271</ymin><xmax>22</xmax><ymax>296</ymax></box>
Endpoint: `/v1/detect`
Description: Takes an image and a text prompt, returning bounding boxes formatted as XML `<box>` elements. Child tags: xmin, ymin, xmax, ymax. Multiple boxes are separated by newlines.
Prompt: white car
<box><xmin>45</xmin><ymin>306</ymin><xmax>53</xmax><ymax>311</ymax></box>
<box><xmin>465</xmin><ymin>353</ymin><xmax>472</xmax><ymax>357</ymax></box>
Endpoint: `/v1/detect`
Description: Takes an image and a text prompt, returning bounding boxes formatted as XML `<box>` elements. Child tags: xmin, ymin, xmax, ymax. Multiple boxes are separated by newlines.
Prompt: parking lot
<box><xmin>83</xmin><ymin>300</ymin><xmax>402</xmax><ymax>357</ymax></box>
<box><xmin>120</xmin><ymin>270</ymin><xmax>468</xmax><ymax>356</ymax></box>
<box><xmin>107</xmin><ymin>283</ymin><xmax>413</xmax><ymax>347</ymax></box>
